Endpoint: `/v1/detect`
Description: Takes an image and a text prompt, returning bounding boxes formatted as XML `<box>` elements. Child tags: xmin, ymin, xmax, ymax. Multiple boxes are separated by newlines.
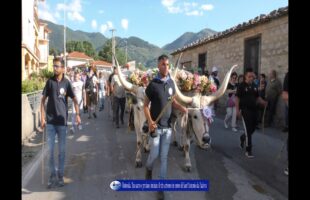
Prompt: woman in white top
<box><xmin>70</xmin><ymin>71</ymin><xmax>84</xmax><ymax>133</ymax></box>
<box><xmin>98</xmin><ymin>72</ymin><xmax>107</xmax><ymax>111</ymax></box>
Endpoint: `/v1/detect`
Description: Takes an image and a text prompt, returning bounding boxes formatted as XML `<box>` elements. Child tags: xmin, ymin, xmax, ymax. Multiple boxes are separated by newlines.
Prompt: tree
<box><xmin>49</xmin><ymin>48</ymin><xmax>58</xmax><ymax>56</ymax></box>
<box><xmin>82</xmin><ymin>41</ymin><xmax>96</xmax><ymax>57</ymax></box>
<box><xmin>66</xmin><ymin>40</ymin><xmax>96</xmax><ymax>58</ymax></box>
<box><xmin>98</xmin><ymin>39</ymin><xmax>126</xmax><ymax>65</ymax></box>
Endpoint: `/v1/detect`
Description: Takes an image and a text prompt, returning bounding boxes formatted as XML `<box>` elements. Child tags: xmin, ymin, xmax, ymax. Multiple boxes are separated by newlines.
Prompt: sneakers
<box><xmin>116</xmin><ymin>124</ymin><xmax>120</xmax><ymax>128</ymax></box>
<box><xmin>47</xmin><ymin>174</ymin><xmax>57</xmax><ymax>189</ymax></box>
<box><xmin>58</xmin><ymin>176</ymin><xmax>65</xmax><ymax>187</ymax></box>
<box><xmin>93</xmin><ymin>113</ymin><xmax>97</xmax><ymax>118</ymax></box>
<box><xmin>157</xmin><ymin>191</ymin><xmax>165</xmax><ymax>200</ymax></box>
<box><xmin>245</xmin><ymin>151</ymin><xmax>254</xmax><ymax>158</ymax></box>
<box><xmin>145</xmin><ymin>168</ymin><xmax>152</xmax><ymax>180</ymax></box>
<box><xmin>232</xmin><ymin>127</ymin><xmax>238</xmax><ymax>132</ymax></box>
<box><xmin>240</xmin><ymin>136</ymin><xmax>245</xmax><ymax>149</ymax></box>
<box><xmin>224</xmin><ymin>120</ymin><xmax>228</xmax><ymax>129</ymax></box>
<box><xmin>284</xmin><ymin>167</ymin><xmax>289</xmax><ymax>175</ymax></box>
<box><xmin>69</xmin><ymin>128</ymin><xmax>75</xmax><ymax>135</ymax></box>
<box><xmin>282</xmin><ymin>127</ymin><xmax>288</xmax><ymax>132</ymax></box>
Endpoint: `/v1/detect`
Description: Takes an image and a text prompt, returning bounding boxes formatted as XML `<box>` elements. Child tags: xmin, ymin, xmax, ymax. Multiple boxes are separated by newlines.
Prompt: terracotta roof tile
<box><xmin>171</xmin><ymin>6</ymin><xmax>288</xmax><ymax>55</ymax></box>
<box><xmin>67</xmin><ymin>51</ymin><xmax>93</xmax><ymax>60</ymax></box>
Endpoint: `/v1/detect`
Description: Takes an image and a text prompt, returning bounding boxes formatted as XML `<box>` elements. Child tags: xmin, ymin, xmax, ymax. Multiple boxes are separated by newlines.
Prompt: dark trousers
<box><xmin>113</xmin><ymin>97</ymin><xmax>126</xmax><ymax>125</ymax></box>
<box><xmin>266</xmin><ymin>97</ymin><xmax>278</xmax><ymax>126</ymax></box>
<box><xmin>285</xmin><ymin>105</ymin><xmax>288</xmax><ymax>128</ymax></box>
<box><xmin>241</xmin><ymin>109</ymin><xmax>257</xmax><ymax>152</ymax></box>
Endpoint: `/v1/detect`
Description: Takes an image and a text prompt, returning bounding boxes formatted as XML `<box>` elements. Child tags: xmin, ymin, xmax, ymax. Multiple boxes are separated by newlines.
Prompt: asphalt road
<box><xmin>22</xmin><ymin>106</ymin><xmax>288</xmax><ymax>200</ymax></box>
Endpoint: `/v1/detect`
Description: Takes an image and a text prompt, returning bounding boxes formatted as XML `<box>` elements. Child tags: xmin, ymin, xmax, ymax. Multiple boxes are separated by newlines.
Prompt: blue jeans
<box><xmin>99</xmin><ymin>90</ymin><xmax>105</xmax><ymax>109</ymax></box>
<box><xmin>146</xmin><ymin>128</ymin><xmax>172</xmax><ymax>179</ymax></box>
<box><xmin>46</xmin><ymin>124</ymin><xmax>67</xmax><ymax>177</ymax></box>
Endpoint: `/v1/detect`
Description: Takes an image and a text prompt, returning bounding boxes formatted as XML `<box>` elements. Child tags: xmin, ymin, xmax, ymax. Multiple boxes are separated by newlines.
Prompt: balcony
<box><xmin>34</xmin><ymin>46</ymin><xmax>40</xmax><ymax>59</ymax></box>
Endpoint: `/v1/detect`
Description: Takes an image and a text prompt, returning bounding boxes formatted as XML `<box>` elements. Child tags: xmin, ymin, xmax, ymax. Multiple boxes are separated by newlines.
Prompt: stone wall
<box><xmin>172</xmin><ymin>15</ymin><xmax>288</xmax><ymax>127</ymax></box>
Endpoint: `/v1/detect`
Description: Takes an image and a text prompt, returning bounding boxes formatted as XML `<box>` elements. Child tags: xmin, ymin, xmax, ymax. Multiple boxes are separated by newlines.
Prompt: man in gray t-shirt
<box><xmin>111</xmin><ymin>69</ymin><xmax>126</xmax><ymax>128</ymax></box>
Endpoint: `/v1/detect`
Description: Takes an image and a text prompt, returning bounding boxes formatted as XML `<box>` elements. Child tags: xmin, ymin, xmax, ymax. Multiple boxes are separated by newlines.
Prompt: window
<box><xmin>198</xmin><ymin>52</ymin><xmax>207</xmax><ymax>75</ymax></box>
<box><xmin>244</xmin><ymin>35</ymin><xmax>261</xmax><ymax>74</ymax></box>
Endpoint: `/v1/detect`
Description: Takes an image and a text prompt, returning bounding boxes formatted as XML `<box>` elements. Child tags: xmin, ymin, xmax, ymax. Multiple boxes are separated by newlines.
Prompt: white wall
<box><xmin>22</xmin><ymin>0</ymin><xmax>35</xmax><ymax>52</ymax></box>
<box><xmin>67</xmin><ymin>60</ymin><xmax>87</xmax><ymax>68</ymax></box>
<box><xmin>39</xmin><ymin>44</ymin><xmax>47</xmax><ymax>63</ymax></box>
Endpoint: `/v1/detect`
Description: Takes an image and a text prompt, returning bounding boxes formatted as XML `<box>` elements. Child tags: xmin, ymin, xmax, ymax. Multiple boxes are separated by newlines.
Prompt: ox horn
<box><xmin>202</xmin><ymin>64</ymin><xmax>239</xmax><ymax>106</ymax></box>
<box><xmin>170</xmin><ymin>53</ymin><xmax>193</xmax><ymax>105</ymax></box>
<box><xmin>113</xmin><ymin>53</ymin><xmax>136</xmax><ymax>92</ymax></box>
<box><xmin>171</xmin><ymin>52</ymin><xmax>183</xmax><ymax>79</ymax></box>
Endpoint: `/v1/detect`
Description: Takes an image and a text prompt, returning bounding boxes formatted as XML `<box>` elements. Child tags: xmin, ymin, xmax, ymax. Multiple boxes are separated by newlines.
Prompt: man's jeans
<box><xmin>99</xmin><ymin>90</ymin><xmax>105</xmax><ymax>109</ymax></box>
<box><xmin>146</xmin><ymin>128</ymin><xmax>172</xmax><ymax>179</ymax></box>
<box><xmin>46</xmin><ymin>124</ymin><xmax>67</xmax><ymax>178</ymax></box>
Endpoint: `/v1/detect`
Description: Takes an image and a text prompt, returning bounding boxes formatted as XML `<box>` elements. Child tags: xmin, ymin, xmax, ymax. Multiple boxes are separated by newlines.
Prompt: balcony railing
<box><xmin>34</xmin><ymin>46</ymin><xmax>40</xmax><ymax>59</ymax></box>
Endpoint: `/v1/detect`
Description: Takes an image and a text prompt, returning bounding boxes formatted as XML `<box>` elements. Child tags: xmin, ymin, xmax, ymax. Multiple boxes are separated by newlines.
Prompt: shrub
<box><xmin>39</xmin><ymin>68</ymin><xmax>54</xmax><ymax>80</ymax></box>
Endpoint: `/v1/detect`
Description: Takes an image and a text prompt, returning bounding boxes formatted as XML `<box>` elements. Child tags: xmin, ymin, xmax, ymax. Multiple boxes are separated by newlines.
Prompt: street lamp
<box><xmin>64</xmin><ymin>0</ymin><xmax>66</xmax><ymax>70</ymax></box>
<box><xmin>110</xmin><ymin>29</ymin><xmax>116</xmax><ymax>66</ymax></box>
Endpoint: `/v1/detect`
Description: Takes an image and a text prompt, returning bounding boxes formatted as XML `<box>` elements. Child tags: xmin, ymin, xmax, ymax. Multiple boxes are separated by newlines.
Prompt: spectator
<box><xmin>224</xmin><ymin>72</ymin><xmax>238</xmax><ymax>132</ymax></box>
<box><xmin>265</xmin><ymin>70</ymin><xmax>282</xmax><ymax>127</ymax></box>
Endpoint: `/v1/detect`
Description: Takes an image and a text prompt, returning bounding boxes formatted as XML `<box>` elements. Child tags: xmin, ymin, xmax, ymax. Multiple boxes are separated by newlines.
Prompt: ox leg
<box><xmin>135</xmin><ymin>131</ymin><xmax>143</xmax><ymax>168</ymax></box>
<box><xmin>184</xmin><ymin>137</ymin><xmax>192</xmax><ymax>172</ymax></box>
<box><xmin>142</xmin><ymin>133</ymin><xmax>150</xmax><ymax>153</ymax></box>
<box><xmin>171</xmin><ymin>119</ymin><xmax>178</xmax><ymax>147</ymax></box>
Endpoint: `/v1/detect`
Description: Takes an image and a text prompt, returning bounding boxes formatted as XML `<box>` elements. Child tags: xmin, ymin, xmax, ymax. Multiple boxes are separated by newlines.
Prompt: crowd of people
<box><xmin>40</xmin><ymin>57</ymin><xmax>288</xmax><ymax>194</ymax></box>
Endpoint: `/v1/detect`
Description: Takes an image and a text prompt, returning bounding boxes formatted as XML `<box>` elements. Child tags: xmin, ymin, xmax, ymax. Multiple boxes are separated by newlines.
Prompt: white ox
<box><xmin>170</xmin><ymin>64</ymin><xmax>238</xmax><ymax>172</ymax></box>
<box><xmin>114</xmin><ymin>55</ymin><xmax>150</xmax><ymax>168</ymax></box>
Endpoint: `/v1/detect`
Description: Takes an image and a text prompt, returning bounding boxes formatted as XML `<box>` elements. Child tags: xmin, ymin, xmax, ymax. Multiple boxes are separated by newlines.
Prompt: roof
<box><xmin>67</xmin><ymin>51</ymin><xmax>93</xmax><ymax>60</ymax></box>
<box><xmin>171</xmin><ymin>6</ymin><xmax>288</xmax><ymax>55</ymax></box>
<box><xmin>72</xmin><ymin>63</ymin><xmax>88</xmax><ymax>68</ymax></box>
<box><xmin>92</xmin><ymin>60</ymin><xmax>113</xmax><ymax>67</ymax></box>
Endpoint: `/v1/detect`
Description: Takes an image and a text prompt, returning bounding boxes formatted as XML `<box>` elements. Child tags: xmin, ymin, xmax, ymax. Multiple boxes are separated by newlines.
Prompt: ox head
<box><xmin>172</xmin><ymin>56</ymin><xmax>238</xmax><ymax>148</ymax></box>
<box><xmin>113</xmin><ymin>54</ymin><xmax>146</xmax><ymax>115</ymax></box>
<box><xmin>113</xmin><ymin>53</ymin><xmax>140</xmax><ymax>94</ymax></box>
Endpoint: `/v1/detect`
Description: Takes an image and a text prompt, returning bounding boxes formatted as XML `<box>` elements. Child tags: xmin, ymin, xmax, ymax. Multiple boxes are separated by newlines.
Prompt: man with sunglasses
<box><xmin>235</xmin><ymin>68</ymin><xmax>267</xmax><ymax>158</ymax></box>
<box><xmin>40</xmin><ymin>58</ymin><xmax>81</xmax><ymax>188</ymax></box>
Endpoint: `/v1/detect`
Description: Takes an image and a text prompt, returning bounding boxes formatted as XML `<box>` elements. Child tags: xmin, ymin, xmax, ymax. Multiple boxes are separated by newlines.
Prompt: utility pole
<box><xmin>110</xmin><ymin>29</ymin><xmax>116</xmax><ymax>66</ymax></box>
<box><xmin>63</xmin><ymin>0</ymin><xmax>67</xmax><ymax>71</ymax></box>
<box><xmin>125</xmin><ymin>40</ymin><xmax>127</xmax><ymax>64</ymax></box>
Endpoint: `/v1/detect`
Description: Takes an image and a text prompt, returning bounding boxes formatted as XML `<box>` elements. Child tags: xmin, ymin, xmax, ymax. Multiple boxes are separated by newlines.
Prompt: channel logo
<box><xmin>110</xmin><ymin>180</ymin><xmax>121</xmax><ymax>191</ymax></box>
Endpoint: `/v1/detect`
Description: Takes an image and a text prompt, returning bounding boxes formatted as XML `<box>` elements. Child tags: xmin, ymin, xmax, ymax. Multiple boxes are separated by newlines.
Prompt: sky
<box><xmin>38</xmin><ymin>0</ymin><xmax>288</xmax><ymax>48</ymax></box>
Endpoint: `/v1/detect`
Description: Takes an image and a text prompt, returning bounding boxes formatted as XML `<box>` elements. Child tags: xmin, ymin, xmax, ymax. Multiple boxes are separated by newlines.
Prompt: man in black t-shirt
<box><xmin>107</xmin><ymin>67</ymin><xmax>116</xmax><ymax>120</ymax></box>
<box><xmin>144</xmin><ymin>54</ymin><xmax>187</xmax><ymax>200</ymax></box>
<box><xmin>40</xmin><ymin>58</ymin><xmax>81</xmax><ymax>188</ymax></box>
<box><xmin>282</xmin><ymin>72</ymin><xmax>288</xmax><ymax>175</ymax></box>
<box><xmin>235</xmin><ymin>68</ymin><xmax>267</xmax><ymax>158</ymax></box>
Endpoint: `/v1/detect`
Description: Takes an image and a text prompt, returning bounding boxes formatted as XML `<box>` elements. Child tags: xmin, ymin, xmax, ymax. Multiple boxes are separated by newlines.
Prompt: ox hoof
<box><xmin>185</xmin><ymin>166</ymin><xmax>191</xmax><ymax>172</ymax></box>
<box><xmin>135</xmin><ymin>161</ymin><xmax>143</xmax><ymax>168</ymax></box>
<box><xmin>144</xmin><ymin>148</ymin><xmax>150</xmax><ymax>153</ymax></box>
<box><xmin>172</xmin><ymin>141</ymin><xmax>178</xmax><ymax>147</ymax></box>
<box><xmin>178</xmin><ymin>146</ymin><xmax>184</xmax><ymax>151</ymax></box>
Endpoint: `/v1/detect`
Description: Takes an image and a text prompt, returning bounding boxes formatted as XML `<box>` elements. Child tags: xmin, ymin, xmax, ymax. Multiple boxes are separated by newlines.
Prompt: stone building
<box><xmin>171</xmin><ymin>6</ymin><xmax>288</xmax><ymax>127</ymax></box>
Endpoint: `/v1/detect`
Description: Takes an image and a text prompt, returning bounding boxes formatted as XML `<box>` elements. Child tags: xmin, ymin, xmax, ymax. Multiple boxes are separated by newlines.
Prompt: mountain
<box><xmin>41</xmin><ymin>20</ymin><xmax>108</xmax><ymax>52</ymax></box>
<box><xmin>111</xmin><ymin>36</ymin><xmax>169</xmax><ymax>67</ymax></box>
<box><xmin>162</xmin><ymin>28</ymin><xmax>217</xmax><ymax>52</ymax></box>
<box><xmin>42</xmin><ymin>19</ymin><xmax>216</xmax><ymax>66</ymax></box>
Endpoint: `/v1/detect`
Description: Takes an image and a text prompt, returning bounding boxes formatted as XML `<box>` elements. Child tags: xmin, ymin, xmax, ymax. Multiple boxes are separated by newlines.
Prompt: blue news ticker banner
<box><xmin>110</xmin><ymin>180</ymin><xmax>209</xmax><ymax>191</ymax></box>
